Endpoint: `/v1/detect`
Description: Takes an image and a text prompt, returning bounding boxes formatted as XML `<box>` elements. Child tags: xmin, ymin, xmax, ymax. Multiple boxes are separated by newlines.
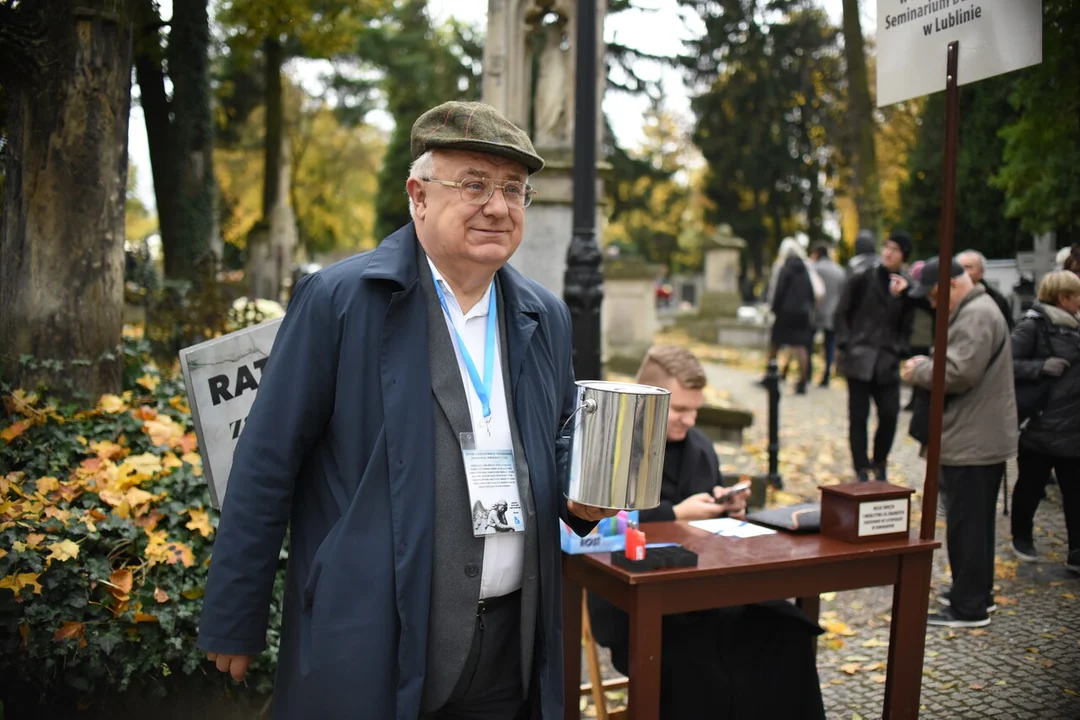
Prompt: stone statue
<box><xmin>525</xmin><ymin>1</ymin><xmax>573</xmax><ymax>149</ymax></box>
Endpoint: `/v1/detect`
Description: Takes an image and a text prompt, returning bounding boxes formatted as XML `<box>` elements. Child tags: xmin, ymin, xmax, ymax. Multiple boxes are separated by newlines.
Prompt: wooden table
<box><xmin>563</xmin><ymin>522</ymin><xmax>940</xmax><ymax>720</ymax></box>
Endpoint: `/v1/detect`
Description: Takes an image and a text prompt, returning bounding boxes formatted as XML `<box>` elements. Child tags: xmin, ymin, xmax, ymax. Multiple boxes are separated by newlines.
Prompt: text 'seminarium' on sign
<box><xmin>875</xmin><ymin>0</ymin><xmax>1042</xmax><ymax>108</ymax></box>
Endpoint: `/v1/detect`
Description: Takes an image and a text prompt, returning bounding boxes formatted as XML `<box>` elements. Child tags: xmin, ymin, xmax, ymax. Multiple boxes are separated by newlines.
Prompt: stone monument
<box><xmin>699</xmin><ymin>223</ymin><xmax>745</xmax><ymax>317</ymax></box>
<box><xmin>483</xmin><ymin>0</ymin><xmax>607</xmax><ymax>296</ymax></box>
<box><xmin>601</xmin><ymin>254</ymin><xmax>660</xmax><ymax>374</ymax></box>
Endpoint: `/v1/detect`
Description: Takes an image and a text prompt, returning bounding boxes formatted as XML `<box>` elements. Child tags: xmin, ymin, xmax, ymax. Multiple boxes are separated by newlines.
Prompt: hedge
<box><xmin>0</xmin><ymin>329</ymin><xmax>283</xmax><ymax>716</ymax></box>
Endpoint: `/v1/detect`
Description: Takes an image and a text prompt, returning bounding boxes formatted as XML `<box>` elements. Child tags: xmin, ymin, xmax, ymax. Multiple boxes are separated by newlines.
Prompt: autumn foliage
<box><xmin>0</xmin><ymin>329</ymin><xmax>282</xmax><ymax>710</ymax></box>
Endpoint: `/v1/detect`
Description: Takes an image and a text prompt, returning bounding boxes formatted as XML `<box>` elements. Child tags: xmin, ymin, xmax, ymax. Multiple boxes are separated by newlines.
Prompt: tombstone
<box><xmin>699</xmin><ymin>224</ymin><xmax>746</xmax><ymax>318</ymax></box>
<box><xmin>601</xmin><ymin>255</ymin><xmax>660</xmax><ymax>373</ymax></box>
<box><xmin>483</xmin><ymin>0</ymin><xmax>608</xmax><ymax>296</ymax></box>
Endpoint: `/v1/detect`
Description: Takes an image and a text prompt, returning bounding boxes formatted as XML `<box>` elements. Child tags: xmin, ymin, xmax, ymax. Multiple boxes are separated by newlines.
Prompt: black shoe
<box><xmin>856</xmin><ymin>470</ymin><xmax>871</xmax><ymax>483</ymax></box>
<box><xmin>926</xmin><ymin>607</ymin><xmax>990</xmax><ymax>629</ymax></box>
<box><xmin>1012</xmin><ymin>538</ymin><xmax>1038</xmax><ymax>563</ymax></box>
<box><xmin>1067</xmin><ymin>550</ymin><xmax>1080</xmax><ymax>574</ymax></box>
<box><xmin>795</xmin><ymin>382</ymin><xmax>807</xmax><ymax>395</ymax></box>
<box><xmin>872</xmin><ymin>464</ymin><xmax>888</xmax><ymax>483</ymax></box>
<box><xmin>938</xmin><ymin>593</ymin><xmax>997</xmax><ymax>614</ymax></box>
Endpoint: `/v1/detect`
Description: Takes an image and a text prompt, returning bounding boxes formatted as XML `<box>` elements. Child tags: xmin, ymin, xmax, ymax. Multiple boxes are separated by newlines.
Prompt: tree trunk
<box><xmin>262</xmin><ymin>37</ymin><xmax>284</xmax><ymax>218</ymax></box>
<box><xmin>0</xmin><ymin>1</ymin><xmax>134</xmax><ymax>400</ymax></box>
<box><xmin>135</xmin><ymin>0</ymin><xmax>214</xmax><ymax>282</ymax></box>
<box><xmin>841</xmin><ymin>0</ymin><xmax>881</xmax><ymax>234</ymax></box>
<box><xmin>166</xmin><ymin>0</ymin><xmax>215</xmax><ymax>280</ymax></box>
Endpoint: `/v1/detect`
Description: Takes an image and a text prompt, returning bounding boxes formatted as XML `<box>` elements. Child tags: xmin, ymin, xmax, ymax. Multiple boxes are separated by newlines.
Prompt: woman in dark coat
<box><xmin>770</xmin><ymin>241</ymin><xmax>818</xmax><ymax>394</ymax></box>
<box><xmin>1010</xmin><ymin>270</ymin><xmax>1080</xmax><ymax>573</ymax></box>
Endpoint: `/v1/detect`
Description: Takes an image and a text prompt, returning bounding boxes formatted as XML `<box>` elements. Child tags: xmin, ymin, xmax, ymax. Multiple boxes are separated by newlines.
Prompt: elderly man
<box><xmin>902</xmin><ymin>258</ymin><xmax>1018</xmax><ymax>628</ymax></box>
<box><xmin>197</xmin><ymin>101</ymin><xmax>614</xmax><ymax>719</ymax></box>
<box><xmin>956</xmin><ymin>249</ymin><xmax>1014</xmax><ymax>329</ymax></box>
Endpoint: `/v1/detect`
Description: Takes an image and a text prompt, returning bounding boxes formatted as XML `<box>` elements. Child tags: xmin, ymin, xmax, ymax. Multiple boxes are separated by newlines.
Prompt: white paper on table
<box><xmin>688</xmin><ymin>518</ymin><xmax>777</xmax><ymax>538</ymax></box>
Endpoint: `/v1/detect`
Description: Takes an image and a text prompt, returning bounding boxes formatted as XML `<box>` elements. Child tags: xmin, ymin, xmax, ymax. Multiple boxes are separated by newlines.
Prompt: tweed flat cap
<box><xmin>411</xmin><ymin>101</ymin><xmax>545</xmax><ymax>174</ymax></box>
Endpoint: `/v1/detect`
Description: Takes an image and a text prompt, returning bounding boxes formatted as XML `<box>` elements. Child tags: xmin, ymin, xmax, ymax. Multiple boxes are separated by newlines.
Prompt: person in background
<box><xmin>809</xmin><ymin>241</ymin><xmax>846</xmax><ymax>386</ymax></box>
<box><xmin>768</xmin><ymin>239</ymin><xmax>819</xmax><ymax>395</ymax></box>
<box><xmin>847</xmin><ymin>229</ymin><xmax>879</xmax><ymax>276</ymax></box>
<box><xmin>835</xmin><ymin>230</ymin><xmax>914</xmax><ymax>482</ymax></box>
<box><xmin>1061</xmin><ymin>244</ymin><xmax>1080</xmax><ymax>277</ymax></box>
<box><xmin>1008</xmin><ymin>270</ymin><xmax>1080</xmax><ymax>574</ymax></box>
<box><xmin>903</xmin><ymin>260</ymin><xmax>935</xmax><ymax>411</ymax></box>
<box><xmin>957</xmin><ymin>249</ymin><xmax>1014</xmax><ymax>329</ymax></box>
<box><xmin>902</xmin><ymin>258</ymin><xmax>1018</xmax><ymax>628</ymax></box>
<box><xmin>588</xmin><ymin>346</ymin><xmax>826</xmax><ymax>720</ymax></box>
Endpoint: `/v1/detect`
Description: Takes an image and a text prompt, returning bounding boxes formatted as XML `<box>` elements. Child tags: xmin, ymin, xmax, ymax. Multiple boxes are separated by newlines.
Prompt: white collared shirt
<box><xmin>427</xmin><ymin>257</ymin><xmax>523</xmax><ymax>599</ymax></box>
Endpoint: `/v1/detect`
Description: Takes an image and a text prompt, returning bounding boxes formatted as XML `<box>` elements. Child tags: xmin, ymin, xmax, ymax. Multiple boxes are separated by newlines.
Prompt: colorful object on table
<box><xmin>559</xmin><ymin>510</ymin><xmax>640</xmax><ymax>554</ymax></box>
<box><xmin>624</xmin><ymin>522</ymin><xmax>647</xmax><ymax>561</ymax></box>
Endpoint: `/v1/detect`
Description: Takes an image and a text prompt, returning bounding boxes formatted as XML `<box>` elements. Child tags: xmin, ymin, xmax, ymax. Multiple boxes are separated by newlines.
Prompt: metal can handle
<box><xmin>559</xmin><ymin>397</ymin><xmax>597</xmax><ymax>435</ymax></box>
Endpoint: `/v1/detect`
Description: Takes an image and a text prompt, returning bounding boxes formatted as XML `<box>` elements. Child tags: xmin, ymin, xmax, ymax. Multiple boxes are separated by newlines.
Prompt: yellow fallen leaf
<box><xmin>940</xmin><ymin>681</ymin><xmax>957</xmax><ymax>690</ymax></box>
<box><xmin>133</xmin><ymin>612</ymin><xmax>159</xmax><ymax>623</ymax></box>
<box><xmin>161</xmin><ymin>453</ymin><xmax>183</xmax><ymax>470</ymax></box>
<box><xmin>35</xmin><ymin>476</ymin><xmax>60</xmax><ymax>494</ymax></box>
<box><xmin>1065</xmin><ymin>689</ymin><xmax>1079</xmax><ymax>697</ymax></box>
<box><xmin>184</xmin><ymin>507</ymin><xmax>214</xmax><ymax>538</ymax></box>
<box><xmin>821</xmin><ymin>619</ymin><xmax>857</xmax><ymax>637</ymax></box>
<box><xmin>969</xmin><ymin>629</ymin><xmax>987</xmax><ymax>636</ymax></box>
<box><xmin>182</xmin><ymin>452</ymin><xmax>202</xmax><ymax>477</ymax></box>
<box><xmin>108</xmin><ymin>568</ymin><xmax>134</xmax><ymax>598</ymax></box>
<box><xmin>870</xmin><ymin>674</ymin><xmax>888</xmax><ymax>684</ymax></box>
<box><xmin>862</xmin><ymin>638</ymin><xmax>888</xmax><ymax>648</ymax></box>
<box><xmin>0</xmin><ymin>572</ymin><xmax>42</xmax><ymax>596</ymax></box>
<box><xmin>11</xmin><ymin>541</ymin><xmax>27</xmax><ymax>553</ymax></box>
<box><xmin>142</xmin><ymin>416</ymin><xmax>185</xmax><ymax>448</ymax></box>
<box><xmin>969</xmin><ymin>683</ymin><xmax>985</xmax><ymax>690</ymax></box>
<box><xmin>0</xmin><ymin>548</ymin><xmax>6</xmax><ymax>560</ymax></box>
<box><xmin>1</xmin><ymin>419</ymin><xmax>32</xmax><ymax>443</ymax></box>
<box><xmin>47</xmin><ymin>539</ymin><xmax>80</xmax><ymax>562</ymax></box>
<box><xmin>820</xmin><ymin>592</ymin><xmax>837</xmax><ymax>602</ymax></box>
<box><xmin>154</xmin><ymin>587</ymin><xmax>170</xmax><ymax>603</ymax></box>
<box><xmin>136</xmin><ymin>374</ymin><xmax>160</xmax><ymax>392</ymax></box>
<box><xmin>1064</xmin><ymin>593</ymin><xmax>1077</xmax><ymax>600</ymax></box>
<box><xmin>840</xmin><ymin>663</ymin><xmax>861</xmax><ymax>675</ymax></box>
<box><xmin>1026</xmin><ymin>647</ymin><xmax>1040</xmax><ymax>654</ymax></box>
<box><xmin>98</xmin><ymin>394</ymin><xmax>128</xmax><ymax>414</ymax></box>
<box><xmin>90</xmin><ymin>440</ymin><xmax>126</xmax><ymax>461</ymax></box>
<box><xmin>1037</xmin><ymin>658</ymin><xmax>1055</xmax><ymax>668</ymax></box>
<box><xmin>864</xmin><ymin>662</ymin><xmax>885</xmax><ymax>671</ymax></box>
<box><xmin>181</xmin><ymin>586</ymin><xmax>205</xmax><ymax>600</ymax></box>
<box><xmin>169</xmin><ymin>395</ymin><xmax>191</xmax><ymax>414</ymax></box>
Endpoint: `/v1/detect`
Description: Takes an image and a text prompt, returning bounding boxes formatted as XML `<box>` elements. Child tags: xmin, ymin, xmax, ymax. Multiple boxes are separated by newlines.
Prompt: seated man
<box><xmin>587</xmin><ymin>345</ymin><xmax>826</xmax><ymax>720</ymax></box>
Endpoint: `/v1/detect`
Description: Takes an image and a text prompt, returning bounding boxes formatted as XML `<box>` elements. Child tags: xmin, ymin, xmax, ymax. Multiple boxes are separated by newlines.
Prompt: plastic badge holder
<box><xmin>611</xmin><ymin>545</ymin><xmax>698</xmax><ymax>571</ymax></box>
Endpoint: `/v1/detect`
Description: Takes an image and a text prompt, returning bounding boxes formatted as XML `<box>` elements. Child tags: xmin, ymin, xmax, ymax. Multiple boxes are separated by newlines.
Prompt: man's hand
<box><xmin>207</xmin><ymin>652</ymin><xmax>252</xmax><ymax>682</ymax></box>
<box><xmin>566</xmin><ymin>500</ymin><xmax>619</xmax><ymax>522</ymax></box>
<box><xmin>713</xmin><ymin>486</ymin><xmax>747</xmax><ymax>520</ymax></box>
<box><xmin>889</xmin><ymin>273</ymin><xmax>910</xmax><ymax>297</ymax></box>
<box><xmin>901</xmin><ymin>356</ymin><xmax>927</xmax><ymax>383</ymax></box>
<box><xmin>672</xmin><ymin>492</ymin><xmax>727</xmax><ymax>521</ymax></box>
<box><xmin>1042</xmin><ymin>357</ymin><xmax>1071</xmax><ymax>377</ymax></box>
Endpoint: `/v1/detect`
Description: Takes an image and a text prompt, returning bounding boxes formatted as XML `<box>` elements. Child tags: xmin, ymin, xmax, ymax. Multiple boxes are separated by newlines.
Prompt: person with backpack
<box><xmin>1009</xmin><ymin>270</ymin><xmax>1080</xmax><ymax>574</ymax></box>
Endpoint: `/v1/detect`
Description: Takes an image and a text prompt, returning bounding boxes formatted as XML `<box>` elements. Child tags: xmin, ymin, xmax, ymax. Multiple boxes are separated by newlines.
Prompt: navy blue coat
<box><xmin>197</xmin><ymin>224</ymin><xmax>594</xmax><ymax>719</ymax></box>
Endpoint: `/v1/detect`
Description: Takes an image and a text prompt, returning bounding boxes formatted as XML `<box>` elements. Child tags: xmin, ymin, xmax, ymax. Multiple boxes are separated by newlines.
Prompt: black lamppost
<box><xmin>563</xmin><ymin>0</ymin><xmax>603</xmax><ymax>382</ymax></box>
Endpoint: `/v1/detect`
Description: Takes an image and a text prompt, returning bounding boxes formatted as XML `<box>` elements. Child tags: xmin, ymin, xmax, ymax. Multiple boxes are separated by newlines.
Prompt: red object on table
<box><xmin>624</xmin><ymin>527</ymin><xmax>646</xmax><ymax>561</ymax></box>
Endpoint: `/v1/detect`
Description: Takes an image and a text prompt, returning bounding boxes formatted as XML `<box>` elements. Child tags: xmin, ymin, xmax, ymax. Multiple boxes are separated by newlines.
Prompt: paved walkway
<box><xmin>578</xmin><ymin>359</ymin><xmax>1080</xmax><ymax>719</ymax></box>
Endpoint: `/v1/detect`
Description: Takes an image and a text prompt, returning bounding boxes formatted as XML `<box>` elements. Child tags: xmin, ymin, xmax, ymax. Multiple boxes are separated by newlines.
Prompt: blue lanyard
<box><xmin>433</xmin><ymin>277</ymin><xmax>497</xmax><ymax>422</ymax></box>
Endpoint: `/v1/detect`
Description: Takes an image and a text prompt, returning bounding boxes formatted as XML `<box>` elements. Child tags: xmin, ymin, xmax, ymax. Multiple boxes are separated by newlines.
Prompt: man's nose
<box><xmin>482</xmin><ymin>188</ymin><xmax>511</xmax><ymax>217</ymax></box>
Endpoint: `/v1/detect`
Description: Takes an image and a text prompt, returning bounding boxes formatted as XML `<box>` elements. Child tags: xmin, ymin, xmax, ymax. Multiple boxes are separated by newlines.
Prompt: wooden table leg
<box><xmin>627</xmin><ymin>585</ymin><xmax>663</xmax><ymax>720</ymax></box>
<box><xmin>796</xmin><ymin>595</ymin><xmax>821</xmax><ymax>659</ymax></box>
<box><xmin>563</xmin><ymin>574</ymin><xmax>584</xmax><ymax>720</ymax></box>
<box><xmin>883</xmin><ymin>551</ymin><xmax>933</xmax><ymax>720</ymax></box>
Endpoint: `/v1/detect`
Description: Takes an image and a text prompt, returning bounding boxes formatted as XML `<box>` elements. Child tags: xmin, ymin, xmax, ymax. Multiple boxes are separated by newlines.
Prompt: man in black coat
<box><xmin>835</xmin><ymin>230</ymin><xmax>914</xmax><ymax>482</ymax></box>
<box><xmin>587</xmin><ymin>346</ymin><xmax>826</xmax><ymax>720</ymax></box>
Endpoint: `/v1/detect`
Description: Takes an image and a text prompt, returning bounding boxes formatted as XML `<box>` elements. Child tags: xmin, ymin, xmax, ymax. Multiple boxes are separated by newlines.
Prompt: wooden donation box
<box><xmin>820</xmin><ymin>482</ymin><xmax>915</xmax><ymax>543</ymax></box>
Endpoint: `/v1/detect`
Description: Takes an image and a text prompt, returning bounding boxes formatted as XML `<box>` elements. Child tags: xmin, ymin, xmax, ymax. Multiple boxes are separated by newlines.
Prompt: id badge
<box><xmin>460</xmin><ymin>432</ymin><xmax>526</xmax><ymax>537</ymax></box>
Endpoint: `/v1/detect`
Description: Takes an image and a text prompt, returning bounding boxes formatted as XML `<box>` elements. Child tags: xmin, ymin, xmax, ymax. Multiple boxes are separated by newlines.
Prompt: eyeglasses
<box><xmin>421</xmin><ymin>177</ymin><xmax>536</xmax><ymax>208</ymax></box>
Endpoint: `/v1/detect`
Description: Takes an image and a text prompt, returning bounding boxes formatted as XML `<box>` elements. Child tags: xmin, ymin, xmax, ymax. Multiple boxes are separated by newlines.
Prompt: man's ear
<box><xmin>406</xmin><ymin>178</ymin><xmax>427</xmax><ymax>219</ymax></box>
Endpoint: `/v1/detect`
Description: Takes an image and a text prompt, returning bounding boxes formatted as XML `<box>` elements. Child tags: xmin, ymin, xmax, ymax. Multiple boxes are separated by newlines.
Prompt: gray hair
<box><xmin>956</xmin><ymin>249</ymin><xmax>986</xmax><ymax>271</ymax></box>
<box><xmin>408</xmin><ymin>151</ymin><xmax>438</xmax><ymax>220</ymax></box>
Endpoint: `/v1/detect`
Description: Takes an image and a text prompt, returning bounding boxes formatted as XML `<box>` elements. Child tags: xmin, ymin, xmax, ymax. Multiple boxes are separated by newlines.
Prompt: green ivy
<box><xmin>0</xmin><ymin>332</ymin><xmax>283</xmax><ymax>713</ymax></box>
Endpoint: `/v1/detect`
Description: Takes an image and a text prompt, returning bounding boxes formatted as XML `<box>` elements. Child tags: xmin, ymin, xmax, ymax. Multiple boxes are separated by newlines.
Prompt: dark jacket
<box><xmin>773</xmin><ymin>255</ymin><xmax>815</xmax><ymax>320</ymax></box>
<box><xmin>1011</xmin><ymin>303</ymin><xmax>1080</xmax><ymax>458</ymax></box>
<box><xmin>196</xmin><ymin>224</ymin><xmax>594</xmax><ymax>720</ymax></box>
<box><xmin>982</xmin><ymin>279</ymin><xmax>1015</xmax><ymax>330</ymax></box>
<box><xmin>639</xmin><ymin>426</ymin><xmax>724</xmax><ymax>523</ymax></box>
<box><xmin>834</xmin><ymin>264</ymin><xmax>914</xmax><ymax>384</ymax></box>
